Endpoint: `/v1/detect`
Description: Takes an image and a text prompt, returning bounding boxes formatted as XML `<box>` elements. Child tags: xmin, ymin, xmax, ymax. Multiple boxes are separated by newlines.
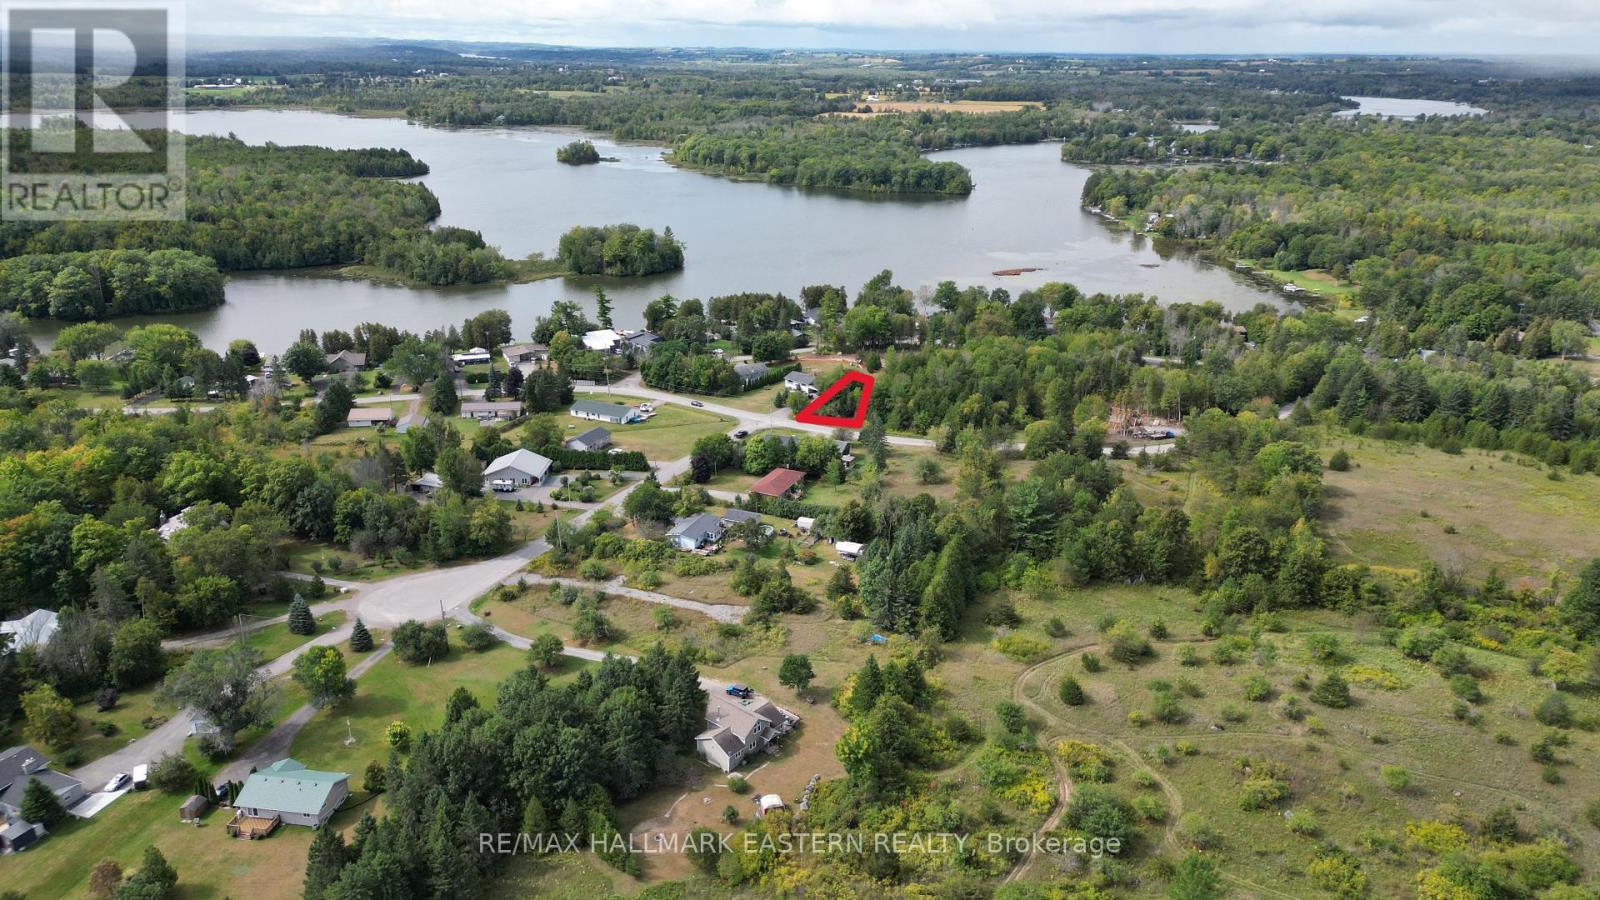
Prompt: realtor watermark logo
<box><xmin>1</xmin><ymin>0</ymin><xmax>185</xmax><ymax>221</ymax></box>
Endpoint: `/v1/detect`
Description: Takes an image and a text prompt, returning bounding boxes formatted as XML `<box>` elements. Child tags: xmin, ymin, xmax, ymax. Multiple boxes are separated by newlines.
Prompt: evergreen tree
<box><xmin>303</xmin><ymin>821</ymin><xmax>348</xmax><ymax>900</ymax></box>
<box><xmin>850</xmin><ymin>656</ymin><xmax>884</xmax><ymax>718</ymax></box>
<box><xmin>1560</xmin><ymin>558</ymin><xmax>1600</xmax><ymax>640</ymax></box>
<box><xmin>594</xmin><ymin>286</ymin><xmax>614</xmax><ymax>329</ymax></box>
<box><xmin>1059</xmin><ymin>675</ymin><xmax>1087</xmax><ymax>706</ymax></box>
<box><xmin>1310</xmin><ymin>671</ymin><xmax>1352</xmax><ymax>708</ymax></box>
<box><xmin>520</xmin><ymin>794</ymin><xmax>550</xmax><ymax>842</ymax></box>
<box><xmin>428</xmin><ymin>373</ymin><xmax>459</xmax><ymax>416</ymax></box>
<box><xmin>21</xmin><ymin>777</ymin><xmax>68</xmax><ymax>826</ymax></box>
<box><xmin>349</xmin><ymin>617</ymin><xmax>374</xmax><ymax>652</ymax></box>
<box><xmin>287</xmin><ymin>594</ymin><xmax>315</xmax><ymax>635</ymax></box>
<box><xmin>444</xmin><ymin>686</ymin><xmax>478</xmax><ymax>724</ymax></box>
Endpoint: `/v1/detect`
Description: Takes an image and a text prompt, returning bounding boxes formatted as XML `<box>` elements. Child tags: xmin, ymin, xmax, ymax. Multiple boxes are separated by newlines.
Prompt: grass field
<box><xmin>1316</xmin><ymin>435</ymin><xmax>1600</xmax><ymax>585</ymax></box>
<box><xmin>566</xmin><ymin>392</ymin><xmax>735</xmax><ymax>458</ymax></box>
<box><xmin>242</xmin><ymin>610</ymin><xmax>348</xmax><ymax>661</ymax></box>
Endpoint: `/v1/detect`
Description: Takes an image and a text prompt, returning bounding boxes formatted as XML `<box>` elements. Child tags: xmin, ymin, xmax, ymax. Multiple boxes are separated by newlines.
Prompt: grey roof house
<box><xmin>570</xmin><ymin>399</ymin><xmax>640</xmax><ymax>425</ymax></box>
<box><xmin>482</xmin><ymin>449</ymin><xmax>552</xmax><ymax>486</ymax></box>
<box><xmin>0</xmin><ymin>745</ymin><xmax>85</xmax><ymax>826</ymax></box>
<box><xmin>1</xmin><ymin>609</ymin><xmax>59</xmax><ymax>651</ymax></box>
<box><xmin>324</xmin><ymin>350</ymin><xmax>367</xmax><ymax>373</ymax></box>
<box><xmin>667</xmin><ymin>513</ymin><xmax>725</xmax><ymax>551</ymax></box>
<box><xmin>695</xmin><ymin>693</ymin><xmax>799</xmax><ymax>773</ymax></box>
<box><xmin>565</xmin><ymin>426</ymin><xmax>613</xmax><ymax>452</ymax></box>
<box><xmin>733</xmin><ymin>362</ymin><xmax>769</xmax><ymax>387</ymax></box>
<box><xmin>783</xmin><ymin>371</ymin><xmax>818</xmax><ymax>395</ymax></box>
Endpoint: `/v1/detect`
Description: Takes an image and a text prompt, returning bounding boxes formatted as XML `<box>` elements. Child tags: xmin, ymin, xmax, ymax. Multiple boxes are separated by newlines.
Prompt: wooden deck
<box><xmin>227</xmin><ymin>810</ymin><xmax>280</xmax><ymax>839</ymax></box>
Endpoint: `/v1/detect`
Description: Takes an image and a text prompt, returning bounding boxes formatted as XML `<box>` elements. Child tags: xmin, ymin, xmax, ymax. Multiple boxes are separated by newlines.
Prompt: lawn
<box><xmin>0</xmin><ymin>786</ymin><xmax>361</xmax><ymax>900</ymax></box>
<box><xmin>282</xmin><ymin>540</ymin><xmax>430</xmax><ymax>582</ymax></box>
<box><xmin>567</xmin><ymin>392</ymin><xmax>735</xmax><ymax>459</ymax></box>
<box><xmin>242</xmin><ymin>610</ymin><xmax>349</xmax><ymax>661</ymax></box>
<box><xmin>1315</xmin><ymin>434</ymin><xmax>1600</xmax><ymax>585</ymax></box>
<box><xmin>288</xmin><ymin>641</ymin><xmax>588</xmax><ymax>779</ymax></box>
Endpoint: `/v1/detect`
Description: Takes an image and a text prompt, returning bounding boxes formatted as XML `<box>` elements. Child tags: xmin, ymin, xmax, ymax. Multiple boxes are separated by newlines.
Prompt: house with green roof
<box><xmin>230</xmin><ymin>758</ymin><xmax>349</xmax><ymax>830</ymax></box>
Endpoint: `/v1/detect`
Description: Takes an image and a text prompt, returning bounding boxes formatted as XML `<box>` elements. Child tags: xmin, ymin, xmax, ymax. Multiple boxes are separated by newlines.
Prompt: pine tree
<box><xmin>303</xmin><ymin>820</ymin><xmax>348</xmax><ymax>900</ymax></box>
<box><xmin>287</xmin><ymin>595</ymin><xmax>315</xmax><ymax>636</ymax></box>
<box><xmin>850</xmin><ymin>656</ymin><xmax>884</xmax><ymax>718</ymax></box>
<box><xmin>1310</xmin><ymin>671</ymin><xmax>1352</xmax><ymax>708</ymax></box>
<box><xmin>593</xmin><ymin>286</ymin><xmax>614</xmax><ymax>329</ymax></box>
<box><xmin>349</xmin><ymin>617</ymin><xmax>374</xmax><ymax>652</ymax></box>
<box><xmin>521</xmin><ymin>794</ymin><xmax>550</xmax><ymax>842</ymax></box>
<box><xmin>444</xmin><ymin>686</ymin><xmax>478</xmax><ymax>724</ymax></box>
<box><xmin>428</xmin><ymin>373</ymin><xmax>459</xmax><ymax>416</ymax></box>
<box><xmin>1058</xmin><ymin>676</ymin><xmax>1087</xmax><ymax>706</ymax></box>
<box><xmin>21</xmin><ymin>777</ymin><xmax>67</xmax><ymax>827</ymax></box>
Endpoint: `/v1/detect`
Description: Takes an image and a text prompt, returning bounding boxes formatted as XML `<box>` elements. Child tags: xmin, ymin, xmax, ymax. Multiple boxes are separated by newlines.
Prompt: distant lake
<box><xmin>1333</xmin><ymin>96</ymin><xmax>1488</xmax><ymax>120</ymax></box>
<box><xmin>1178</xmin><ymin>123</ymin><xmax>1219</xmax><ymax>133</ymax></box>
<box><xmin>26</xmin><ymin>109</ymin><xmax>1286</xmax><ymax>351</ymax></box>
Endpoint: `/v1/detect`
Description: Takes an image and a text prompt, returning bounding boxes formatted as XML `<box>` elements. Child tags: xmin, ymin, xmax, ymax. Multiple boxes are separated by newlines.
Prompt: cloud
<box><xmin>190</xmin><ymin>0</ymin><xmax>1600</xmax><ymax>54</ymax></box>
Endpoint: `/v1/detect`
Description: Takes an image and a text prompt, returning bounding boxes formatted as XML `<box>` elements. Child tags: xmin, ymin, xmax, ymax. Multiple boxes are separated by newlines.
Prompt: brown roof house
<box><xmin>750</xmin><ymin>467</ymin><xmax>807</xmax><ymax>500</ymax></box>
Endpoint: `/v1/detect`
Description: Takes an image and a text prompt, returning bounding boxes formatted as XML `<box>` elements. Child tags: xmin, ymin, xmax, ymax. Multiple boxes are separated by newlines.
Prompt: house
<box><xmin>156</xmin><ymin>507</ymin><xmax>194</xmax><ymax>542</ymax></box>
<box><xmin>750</xmin><ymin>467</ymin><xmax>807</xmax><ymax>500</ymax></box>
<box><xmin>733</xmin><ymin>362</ymin><xmax>769</xmax><ymax>387</ymax></box>
<box><xmin>719</xmin><ymin>508</ymin><xmax>763</xmax><ymax>527</ymax></box>
<box><xmin>229</xmin><ymin>758</ymin><xmax>349</xmax><ymax>831</ymax></box>
<box><xmin>570</xmin><ymin>399</ymin><xmax>640</xmax><ymax>425</ymax></box>
<box><xmin>324</xmin><ymin>350</ymin><xmax>367</xmax><ymax>374</ymax></box>
<box><xmin>582</xmin><ymin>329</ymin><xmax>625</xmax><ymax>353</ymax></box>
<box><xmin>622</xmin><ymin>330</ymin><xmax>661</xmax><ymax>356</ymax></box>
<box><xmin>482</xmin><ymin>449</ymin><xmax>552</xmax><ymax>487</ymax></box>
<box><xmin>451</xmin><ymin>347</ymin><xmax>492</xmax><ymax>366</ymax></box>
<box><xmin>667</xmin><ymin>513</ymin><xmax>725</xmax><ymax>551</ymax></box>
<box><xmin>459</xmin><ymin>401</ymin><xmax>523</xmax><ymax>422</ymax></box>
<box><xmin>783</xmin><ymin>371</ymin><xmax>818</xmax><ymax>396</ymax></box>
<box><xmin>565</xmin><ymin>426</ymin><xmax>612</xmax><ymax>452</ymax></box>
<box><xmin>500</xmin><ymin>342</ymin><xmax>548</xmax><ymax>366</ymax></box>
<box><xmin>0</xmin><ymin>746</ymin><xmax>85</xmax><ymax>824</ymax></box>
<box><xmin>1</xmin><ymin>819</ymin><xmax>42</xmax><ymax>853</ymax></box>
<box><xmin>395</xmin><ymin>412</ymin><xmax>428</xmax><ymax>434</ymax></box>
<box><xmin>346</xmin><ymin>407</ymin><xmax>396</xmax><ymax>428</ymax></box>
<box><xmin>0</xmin><ymin>610</ymin><xmax>59</xmax><ymax>651</ymax></box>
<box><xmin>836</xmin><ymin>541</ymin><xmax>865</xmax><ymax>560</ymax></box>
<box><xmin>694</xmin><ymin>693</ymin><xmax>799</xmax><ymax>773</ymax></box>
<box><xmin>408</xmin><ymin>472</ymin><xmax>443</xmax><ymax>494</ymax></box>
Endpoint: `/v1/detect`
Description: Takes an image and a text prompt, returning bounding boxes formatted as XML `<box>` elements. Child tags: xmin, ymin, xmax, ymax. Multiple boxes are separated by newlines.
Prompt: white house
<box><xmin>667</xmin><ymin>513</ymin><xmax>724</xmax><ymax>551</ymax></box>
<box><xmin>451</xmin><ymin>347</ymin><xmax>492</xmax><ymax>366</ymax></box>
<box><xmin>346</xmin><ymin>407</ymin><xmax>396</xmax><ymax>428</ymax></box>
<box><xmin>156</xmin><ymin>507</ymin><xmax>194</xmax><ymax>542</ymax></box>
<box><xmin>230</xmin><ymin>759</ymin><xmax>349</xmax><ymax>831</ymax></box>
<box><xmin>695</xmin><ymin>693</ymin><xmax>799</xmax><ymax>773</ymax></box>
<box><xmin>0</xmin><ymin>610</ymin><xmax>59</xmax><ymax>651</ymax></box>
<box><xmin>570</xmin><ymin>399</ymin><xmax>640</xmax><ymax>425</ymax></box>
<box><xmin>582</xmin><ymin>329</ymin><xmax>625</xmax><ymax>353</ymax></box>
<box><xmin>783</xmin><ymin>371</ymin><xmax>818</xmax><ymax>396</ymax></box>
<box><xmin>482</xmin><ymin>449</ymin><xmax>552</xmax><ymax>487</ymax></box>
<box><xmin>836</xmin><ymin>541</ymin><xmax>865</xmax><ymax>560</ymax></box>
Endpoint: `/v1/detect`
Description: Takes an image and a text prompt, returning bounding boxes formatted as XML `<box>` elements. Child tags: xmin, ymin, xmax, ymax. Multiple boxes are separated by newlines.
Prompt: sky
<box><xmin>186</xmin><ymin>0</ymin><xmax>1600</xmax><ymax>55</ymax></box>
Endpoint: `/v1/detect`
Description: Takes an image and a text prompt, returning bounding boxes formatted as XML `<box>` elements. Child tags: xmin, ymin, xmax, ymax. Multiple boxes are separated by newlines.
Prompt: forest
<box><xmin>556</xmin><ymin>224</ymin><xmax>685</xmax><ymax>277</ymax></box>
<box><xmin>0</xmin><ymin>249</ymin><xmax>224</xmax><ymax>319</ymax></box>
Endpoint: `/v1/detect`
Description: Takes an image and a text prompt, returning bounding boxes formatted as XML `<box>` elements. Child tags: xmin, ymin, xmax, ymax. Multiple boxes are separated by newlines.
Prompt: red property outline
<box><xmin>794</xmin><ymin>370</ymin><xmax>875</xmax><ymax>429</ymax></box>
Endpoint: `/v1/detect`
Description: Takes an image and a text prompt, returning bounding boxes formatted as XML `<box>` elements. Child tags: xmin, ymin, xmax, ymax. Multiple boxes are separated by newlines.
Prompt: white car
<box><xmin>639</xmin><ymin>402</ymin><xmax>654</xmax><ymax>413</ymax></box>
<box><xmin>104</xmin><ymin>772</ymin><xmax>131</xmax><ymax>793</ymax></box>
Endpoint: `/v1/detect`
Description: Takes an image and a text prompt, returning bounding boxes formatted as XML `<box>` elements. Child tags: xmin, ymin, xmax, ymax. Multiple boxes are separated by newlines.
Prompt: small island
<box><xmin>555</xmin><ymin>139</ymin><xmax>602</xmax><ymax>165</ymax></box>
<box><xmin>557</xmin><ymin>223</ymin><xmax>685</xmax><ymax>276</ymax></box>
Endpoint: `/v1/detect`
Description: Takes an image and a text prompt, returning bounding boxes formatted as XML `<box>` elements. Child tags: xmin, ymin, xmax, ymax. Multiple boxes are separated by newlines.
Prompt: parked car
<box><xmin>733</xmin><ymin>429</ymin><xmax>748</xmax><ymax>439</ymax></box>
<box><xmin>639</xmin><ymin>402</ymin><xmax>654</xmax><ymax>412</ymax></box>
<box><xmin>725</xmin><ymin>684</ymin><xmax>755</xmax><ymax>699</ymax></box>
<box><xmin>105</xmin><ymin>772</ymin><xmax>131</xmax><ymax>793</ymax></box>
<box><xmin>690</xmin><ymin>400</ymin><xmax>704</xmax><ymax>408</ymax></box>
<box><xmin>490</xmin><ymin>479</ymin><xmax>516</xmax><ymax>493</ymax></box>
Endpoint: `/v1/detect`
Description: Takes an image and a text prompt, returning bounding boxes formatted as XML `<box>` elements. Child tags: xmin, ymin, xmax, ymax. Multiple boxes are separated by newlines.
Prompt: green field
<box><xmin>567</xmin><ymin>392</ymin><xmax>735</xmax><ymax>458</ymax></box>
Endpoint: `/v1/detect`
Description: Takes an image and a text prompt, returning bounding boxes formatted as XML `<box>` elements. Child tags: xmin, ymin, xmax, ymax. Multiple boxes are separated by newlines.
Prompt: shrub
<box><xmin>992</xmin><ymin>634</ymin><xmax>1050</xmax><ymax>662</ymax></box>
<box><xmin>386</xmin><ymin>721</ymin><xmax>413</xmax><ymax>752</ymax></box>
<box><xmin>1306</xmin><ymin>633</ymin><xmax>1341</xmax><ymax>662</ymax></box>
<box><xmin>1148</xmin><ymin>618</ymin><xmax>1169</xmax><ymax>640</ymax></box>
<box><xmin>1150</xmin><ymin>690</ymin><xmax>1187</xmax><ymax>724</ymax></box>
<box><xmin>1242</xmin><ymin>675</ymin><xmax>1273</xmax><ymax>702</ymax></box>
<box><xmin>727</xmin><ymin>775</ymin><xmax>750</xmax><ymax>794</ymax></box>
<box><xmin>364</xmin><ymin>760</ymin><xmax>387</xmax><ymax>794</ymax></box>
<box><xmin>984</xmin><ymin>600</ymin><xmax>1022</xmax><ymax>628</ymax></box>
<box><xmin>1045</xmin><ymin>617</ymin><xmax>1068</xmax><ymax>638</ymax></box>
<box><xmin>1306</xmin><ymin>853</ymin><xmax>1367</xmax><ymax>898</ymax></box>
<box><xmin>459</xmin><ymin>623</ymin><xmax>498</xmax><ymax>652</ymax></box>
<box><xmin>1081</xmin><ymin>653</ymin><xmax>1102</xmax><ymax>672</ymax></box>
<box><xmin>1448</xmin><ymin>673</ymin><xmax>1482</xmax><ymax>703</ymax></box>
<box><xmin>1063</xmin><ymin>786</ymin><xmax>1135</xmax><ymax>849</ymax></box>
<box><xmin>1176</xmin><ymin>645</ymin><xmax>1201</xmax><ymax>667</ymax></box>
<box><xmin>1058</xmin><ymin>676</ymin><xmax>1086</xmax><ymax>706</ymax></box>
<box><xmin>1536</xmin><ymin>692</ymin><xmax>1572</xmax><ymax>727</ymax></box>
<box><xmin>578</xmin><ymin>559</ymin><xmax>611</xmax><ymax>581</ymax></box>
<box><xmin>1280</xmin><ymin>696</ymin><xmax>1307</xmax><ymax>721</ymax></box>
<box><xmin>1132</xmin><ymin>794</ymin><xmax>1167</xmax><ymax>822</ymax></box>
<box><xmin>1106</xmin><ymin>622</ymin><xmax>1152</xmax><ymax>665</ymax></box>
<box><xmin>1311</xmin><ymin>672</ymin><xmax>1352</xmax><ymax>708</ymax></box>
<box><xmin>1380</xmin><ymin>766</ymin><xmax>1411</xmax><ymax>792</ymax></box>
<box><xmin>392</xmin><ymin>620</ymin><xmax>449</xmax><ymax>664</ymax></box>
<box><xmin>1056</xmin><ymin>740</ymin><xmax>1115</xmax><ymax>783</ymax></box>
<box><xmin>148</xmin><ymin>752</ymin><xmax>197</xmax><ymax>794</ymax></box>
<box><xmin>1396</xmin><ymin>626</ymin><xmax>1447</xmax><ymax>660</ymax></box>
<box><xmin>1327</xmin><ymin>449</ymin><xmax>1351</xmax><ymax>471</ymax></box>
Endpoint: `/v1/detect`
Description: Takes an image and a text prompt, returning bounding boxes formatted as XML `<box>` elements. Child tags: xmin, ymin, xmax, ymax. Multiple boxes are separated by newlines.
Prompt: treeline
<box><xmin>556</xmin><ymin>224</ymin><xmax>684</xmax><ymax>276</ymax></box>
<box><xmin>0</xmin><ymin>249</ymin><xmax>223</xmax><ymax>320</ymax></box>
<box><xmin>0</xmin><ymin>133</ymin><xmax>516</xmax><ymax>307</ymax></box>
<box><xmin>673</xmin><ymin>123</ymin><xmax>973</xmax><ymax>195</ymax></box>
<box><xmin>1084</xmin><ymin>120</ymin><xmax>1600</xmax><ymax>333</ymax></box>
<box><xmin>304</xmin><ymin>647</ymin><xmax>707</xmax><ymax>895</ymax></box>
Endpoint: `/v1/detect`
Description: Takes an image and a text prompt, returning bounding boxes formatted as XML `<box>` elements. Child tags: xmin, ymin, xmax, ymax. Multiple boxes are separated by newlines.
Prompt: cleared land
<box><xmin>561</xmin><ymin>392</ymin><xmax>736</xmax><ymax>458</ymax></box>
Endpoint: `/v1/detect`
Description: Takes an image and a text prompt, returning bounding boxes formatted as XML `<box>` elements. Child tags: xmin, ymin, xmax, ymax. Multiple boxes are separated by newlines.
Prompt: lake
<box><xmin>27</xmin><ymin>109</ymin><xmax>1284</xmax><ymax>351</ymax></box>
<box><xmin>1333</xmin><ymin>96</ymin><xmax>1488</xmax><ymax>120</ymax></box>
